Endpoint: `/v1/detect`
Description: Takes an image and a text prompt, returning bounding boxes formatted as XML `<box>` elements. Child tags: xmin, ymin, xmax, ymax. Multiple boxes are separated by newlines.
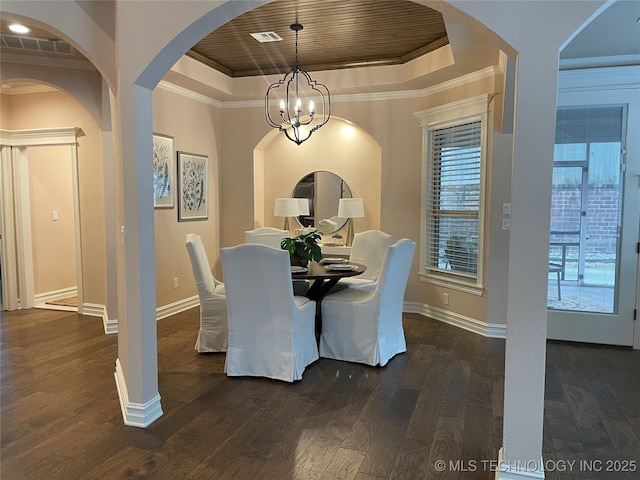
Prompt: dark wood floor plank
<box><xmin>358</xmin><ymin>388</ymin><xmax>419</xmax><ymax>477</ymax></box>
<box><xmin>562</xmin><ymin>384</ymin><xmax>615</xmax><ymax>457</ymax></box>
<box><xmin>601</xmin><ymin>419</ymin><xmax>640</xmax><ymax>460</ymax></box>
<box><xmin>2</xmin><ymin>308</ymin><xmax>638</xmax><ymax>480</ymax></box>
<box><xmin>290</xmin><ymin>430</ymin><xmax>342</xmax><ymax>479</ymax></box>
<box><xmin>319</xmin><ymin>447</ymin><xmax>367</xmax><ymax>480</ymax></box>
<box><xmin>551</xmin><ymin>438</ymin><xmax>594</xmax><ymax>479</ymax></box>
<box><xmin>340</xmin><ymin>374</ymin><xmax>402</xmax><ymax>452</ymax></box>
<box><xmin>426</xmin><ymin>416</ymin><xmax>464</xmax><ymax>479</ymax></box>
<box><xmin>438</xmin><ymin>357</ymin><xmax>471</xmax><ymax>419</ymax></box>
<box><xmin>545</xmin><ymin>400</ymin><xmax>583</xmax><ymax>442</ymax></box>
<box><xmin>460</xmin><ymin>404</ymin><xmax>494</xmax><ymax>475</ymax></box>
<box><xmin>388</xmin><ymin>438</ymin><xmax>430</xmax><ymax>480</ymax></box>
<box><xmin>404</xmin><ymin>367</ymin><xmax>448</xmax><ymax>442</ymax></box>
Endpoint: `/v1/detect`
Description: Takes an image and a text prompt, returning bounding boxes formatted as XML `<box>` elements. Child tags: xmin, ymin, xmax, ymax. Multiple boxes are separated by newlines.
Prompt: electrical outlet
<box><xmin>502</xmin><ymin>218</ymin><xmax>511</xmax><ymax>231</ymax></box>
<box><xmin>502</xmin><ymin>202</ymin><xmax>511</xmax><ymax>215</ymax></box>
<box><xmin>173</xmin><ymin>277</ymin><xmax>179</xmax><ymax>288</ymax></box>
<box><xmin>443</xmin><ymin>293</ymin><xmax>449</xmax><ymax>305</ymax></box>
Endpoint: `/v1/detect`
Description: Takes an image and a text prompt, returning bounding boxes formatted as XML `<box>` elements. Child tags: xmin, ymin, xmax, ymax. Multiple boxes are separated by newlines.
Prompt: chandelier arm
<box><xmin>264</xmin><ymin>22</ymin><xmax>330</xmax><ymax>146</ymax></box>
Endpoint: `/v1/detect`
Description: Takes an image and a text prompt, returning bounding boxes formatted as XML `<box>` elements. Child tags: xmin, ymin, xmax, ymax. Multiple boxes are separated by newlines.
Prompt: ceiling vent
<box><xmin>250</xmin><ymin>31</ymin><xmax>283</xmax><ymax>43</ymax></box>
<box><xmin>1</xmin><ymin>34</ymin><xmax>75</xmax><ymax>55</ymax></box>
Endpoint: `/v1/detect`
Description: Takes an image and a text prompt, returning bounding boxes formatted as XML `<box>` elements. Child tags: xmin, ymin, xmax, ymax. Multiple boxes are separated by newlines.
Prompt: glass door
<box><xmin>547</xmin><ymin>106</ymin><xmax>636</xmax><ymax>345</ymax></box>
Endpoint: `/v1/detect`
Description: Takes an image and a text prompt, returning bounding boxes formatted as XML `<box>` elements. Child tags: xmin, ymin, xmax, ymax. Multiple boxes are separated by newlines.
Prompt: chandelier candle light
<box><xmin>265</xmin><ymin>23</ymin><xmax>331</xmax><ymax>146</ymax></box>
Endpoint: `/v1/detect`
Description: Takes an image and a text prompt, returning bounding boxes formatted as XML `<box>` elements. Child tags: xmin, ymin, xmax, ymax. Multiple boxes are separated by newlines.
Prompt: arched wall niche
<box><xmin>253</xmin><ymin>116</ymin><xmax>381</xmax><ymax>238</ymax></box>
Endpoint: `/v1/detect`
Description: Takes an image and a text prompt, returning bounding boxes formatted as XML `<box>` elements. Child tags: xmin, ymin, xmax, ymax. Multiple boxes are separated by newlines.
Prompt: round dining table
<box><xmin>292</xmin><ymin>261</ymin><xmax>366</xmax><ymax>300</ymax></box>
<box><xmin>292</xmin><ymin>261</ymin><xmax>366</xmax><ymax>334</ymax></box>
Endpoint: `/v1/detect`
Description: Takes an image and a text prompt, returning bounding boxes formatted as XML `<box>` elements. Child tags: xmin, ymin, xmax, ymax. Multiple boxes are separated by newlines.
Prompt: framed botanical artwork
<box><xmin>152</xmin><ymin>133</ymin><xmax>175</xmax><ymax>208</ymax></box>
<box><xmin>178</xmin><ymin>151</ymin><xmax>208</xmax><ymax>221</ymax></box>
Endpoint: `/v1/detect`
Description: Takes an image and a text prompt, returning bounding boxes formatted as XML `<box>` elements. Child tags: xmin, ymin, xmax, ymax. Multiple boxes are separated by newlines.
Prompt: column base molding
<box><xmin>114</xmin><ymin>358</ymin><xmax>163</xmax><ymax>428</ymax></box>
<box><xmin>495</xmin><ymin>448</ymin><xmax>545</xmax><ymax>480</ymax></box>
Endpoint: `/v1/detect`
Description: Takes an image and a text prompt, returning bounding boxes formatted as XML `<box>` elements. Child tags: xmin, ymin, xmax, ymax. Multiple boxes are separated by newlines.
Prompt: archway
<box><xmin>253</xmin><ymin>117</ymin><xmax>382</xmax><ymax>234</ymax></box>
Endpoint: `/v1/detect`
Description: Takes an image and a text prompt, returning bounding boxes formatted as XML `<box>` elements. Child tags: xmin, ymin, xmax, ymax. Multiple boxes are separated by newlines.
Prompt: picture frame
<box><xmin>178</xmin><ymin>151</ymin><xmax>209</xmax><ymax>221</ymax></box>
<box><xmin>152</xmin><ymin>133</ymin><xmax>175</xmax><ymax>208</ymax></box>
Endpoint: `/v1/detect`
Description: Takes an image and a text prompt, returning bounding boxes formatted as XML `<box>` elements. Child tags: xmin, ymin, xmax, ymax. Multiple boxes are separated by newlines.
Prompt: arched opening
<box><xmin>253</xmin><ymin>116</ymin><xmax>382</xmax><ymax>237</ymax></box>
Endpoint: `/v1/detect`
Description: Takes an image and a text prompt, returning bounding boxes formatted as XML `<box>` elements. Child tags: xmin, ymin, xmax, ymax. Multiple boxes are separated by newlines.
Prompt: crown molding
<box><xmin>161</xmin><ymin>64</ymin><xmax>502</xmax><ymax>109</ymax></box>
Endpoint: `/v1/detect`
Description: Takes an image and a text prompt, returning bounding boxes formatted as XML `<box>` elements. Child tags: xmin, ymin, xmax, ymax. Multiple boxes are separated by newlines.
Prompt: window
<box><xmin>415</xmin><ymin>95</ymin><xmax>489</xmax><ymax>294</ymax></box>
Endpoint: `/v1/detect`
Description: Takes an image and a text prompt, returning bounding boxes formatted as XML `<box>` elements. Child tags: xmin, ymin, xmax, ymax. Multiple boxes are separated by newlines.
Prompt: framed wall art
<box><xmin>178</xmin><ymin>151</ymin><xmax>208</xmax><ymax>221</ymax></box>
<box><xmin>152</xmin><ymin>133</ymin><xmax>175</xmax><ymax>208</ymax></box>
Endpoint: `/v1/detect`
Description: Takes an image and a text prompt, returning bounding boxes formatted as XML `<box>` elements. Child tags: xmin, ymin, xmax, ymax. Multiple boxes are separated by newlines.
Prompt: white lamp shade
<box><xmin>297</xmin><ymin>198</ymin><xmax>310</xmax><ymax>216</ymax></box>
<box><xmin>274</xmin><ymin>198</ymin><xmax>299</xmax><ymax>217</ymax></box>
<box><xmin>338</xmin><ymin>198</ymin><xmax>364</xmax><ymax>218</ymax></box>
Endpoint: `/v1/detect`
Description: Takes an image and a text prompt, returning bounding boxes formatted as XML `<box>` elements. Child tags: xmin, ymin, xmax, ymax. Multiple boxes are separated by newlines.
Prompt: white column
<box><xmin>111</xmin><ymin>82</ymin><xmax>163</xmax><ymax>427</ymax></box>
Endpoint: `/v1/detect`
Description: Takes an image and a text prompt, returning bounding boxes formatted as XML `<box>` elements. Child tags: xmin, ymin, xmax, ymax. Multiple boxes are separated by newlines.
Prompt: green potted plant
<box><xmin>281</xmin><ymin>230</ymin><xmax>323</xmax><ymax>267</ymax></box>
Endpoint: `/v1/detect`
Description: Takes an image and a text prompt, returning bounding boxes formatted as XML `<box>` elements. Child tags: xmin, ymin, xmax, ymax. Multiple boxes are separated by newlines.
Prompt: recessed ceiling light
<box><xmin>9</xmin><ymin>23</ymin><xmax>31</xmax><ymax>34</ymax></box>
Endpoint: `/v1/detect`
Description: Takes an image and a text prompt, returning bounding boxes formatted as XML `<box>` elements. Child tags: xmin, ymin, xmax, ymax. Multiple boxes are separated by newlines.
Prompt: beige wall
<box><xmin>0</xmin><ymin>94</ymin><xmax>10</xmax><ymax>128</ymax></box>
<box><xmin>152</xmin><ymin>87</ymin><xmax>222</xmax><ymax>303</ymax></box>
<box><xmin>28</xmin><ymin>145</ymin><xmax>77</xmax><ymax>293</ymax></box>
<box><xmin>220</xmin><ymin>76</ymin><xmax>503</xmax><ymax>323</ymax></box>
<box><xmin>5</xmin><ymin>90</ymin><xmax>107</xmax><ymax>305</ymax></box>
<box><xmin>2</xmin><ymin>72</ymin><xmax>504</xmax><ymax>325</ymax></box>
<box><xmin>259</xmin><ymin>118</ymin><xmax>381</xmax><ymax>240</ymax></box>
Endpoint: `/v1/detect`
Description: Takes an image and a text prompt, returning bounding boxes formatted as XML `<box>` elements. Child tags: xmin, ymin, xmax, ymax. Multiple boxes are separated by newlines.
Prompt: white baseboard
<box><xmin>83</xmin><ymin>302</ymin><xmax>118</xmax><ymax>335</ymax></box>
<box><xmin>114</xmin><ymin>358</ymin><xmax>163</xmax><ymax>428</ymax></box>
<box><xmin>34</xmin><ymin>286</ymin><xmax>78</xmax><ymax>310</ymax></box>
<box><xmin>404</xmin><ymin>301</ymin><xmax>506</xmax><ymax>339</ymax></box>
<box><xmin>79</xmin><ymin>296</ymin><xmax>198</xmax><ymax>335</ymax></box>
<box><xmin>495</xmin><ymin>448</ymin><xmax>545</xmax><ymax>479</ymax></box>
<box><xmin>156</xmin><ymin>295</ymin><xmax>199</xmax><ymax>321</ymax></box>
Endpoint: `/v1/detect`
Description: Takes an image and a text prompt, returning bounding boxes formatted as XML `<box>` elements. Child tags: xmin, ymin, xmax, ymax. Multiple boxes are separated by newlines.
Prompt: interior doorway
<box><xmin>0</xmin><ymin>128</ymin><xmax>84</xmax><ymax>312</ymax></box>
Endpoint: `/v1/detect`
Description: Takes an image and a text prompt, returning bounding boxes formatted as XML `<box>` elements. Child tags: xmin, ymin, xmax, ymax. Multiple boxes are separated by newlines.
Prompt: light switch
<box><xmin>121</xmin><ymin>226</ymin><xmax>125</xmax><ymax>245</ymax></box>
<box><xmin>52</xmin><ymin>210</ymin><xmax>59</xmax><ymax>221</ymax></box>
<box><xmin>502</xmin><ymin>218</ymin><xmax>511</xmax><ymax>231</ymax></box>
<box><xmin>502</xmin><ymin>203</ymin><xmax>511</xmax><ymax>215</ymax></box>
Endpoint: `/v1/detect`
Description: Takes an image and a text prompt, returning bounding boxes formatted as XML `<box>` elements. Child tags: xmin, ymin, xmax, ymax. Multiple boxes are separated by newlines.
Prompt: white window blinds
<box><xmin>426</xmin><ymin>119</ymin><xmax>481</xmax><ymax>276</ymax></box>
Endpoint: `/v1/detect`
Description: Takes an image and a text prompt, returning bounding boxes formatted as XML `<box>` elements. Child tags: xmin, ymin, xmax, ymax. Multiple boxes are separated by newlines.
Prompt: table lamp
<box><xmin>297</xmin><ymin>198</ymin><xmax>310</xmax><ymax>217</ymax></box>
<box><xmin>338</xmin><ymin>198</ymin><xmax>364</xmax><ymax>246</ymax></box>
<box><xmin>274</xmin><ymin>198</ymin><xmax>299</xmax><ymax>230</ymax></box>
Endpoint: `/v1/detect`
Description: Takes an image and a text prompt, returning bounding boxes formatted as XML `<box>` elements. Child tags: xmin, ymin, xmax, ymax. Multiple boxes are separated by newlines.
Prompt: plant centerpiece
<box><xmin>281</xmin><ymin>230</ymin><xmax>323</xmax><ymax>267</ymax></box>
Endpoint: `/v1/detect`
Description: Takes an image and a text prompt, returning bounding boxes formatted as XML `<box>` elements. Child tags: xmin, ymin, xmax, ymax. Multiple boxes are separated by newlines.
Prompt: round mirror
<box><xmin>292</xmin><ymin>171</ymin><xmax>352</xmax><ymax>234</ymax></box>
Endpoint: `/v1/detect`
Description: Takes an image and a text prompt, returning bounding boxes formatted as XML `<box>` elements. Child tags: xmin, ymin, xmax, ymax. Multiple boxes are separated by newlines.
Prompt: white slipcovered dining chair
<box><xmin>244</xmin><ymin>227</ymin><xmax>289</xmax><ymax>249</ymax></box>
<box><xmin>338</xmin><ymin>230</ymin><xmax>394</xmax><ymax>290</ymax></box>
<box><xmin>185</xmin><ymin>234</ymin><xmax>228</xmax><ymax>353</ymax></box>
<box><xmin>245</xmin><ymin>226</ymin><xmax>309</xmax><ymax>295</ymax></box>
<box><xmin>320</xmin><ymin>238</ymin><xmax>416</xmax><ymax>366</ymax></box>
<box><xmin>221</xmin><ymin>244</ymin><xmax>319</xmax><ymax>382</ymax></box>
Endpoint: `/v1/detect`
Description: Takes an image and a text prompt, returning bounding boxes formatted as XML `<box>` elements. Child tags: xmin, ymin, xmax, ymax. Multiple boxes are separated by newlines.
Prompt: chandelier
<box><xmin>265</xmin><ymin>23</ymin><xmax>331</xmax><ymax>146</ymax></box>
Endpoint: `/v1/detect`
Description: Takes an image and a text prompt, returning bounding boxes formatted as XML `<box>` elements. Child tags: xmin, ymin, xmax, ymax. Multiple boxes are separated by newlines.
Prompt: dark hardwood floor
<box><xmin>1</xmin><ymin>307</ymin><xmax>638</xmax><ymax>479</ymax></box>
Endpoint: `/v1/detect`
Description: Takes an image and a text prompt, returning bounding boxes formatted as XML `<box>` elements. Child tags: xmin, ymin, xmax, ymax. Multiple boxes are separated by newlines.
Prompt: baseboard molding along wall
<box><xmin>404</xmin><ymin>301</ymin><xmax>506</xmax><ymax>339</ymax></box>
<box><xmin>83</xmin><ymin>303</ymin><xmax>117</xmax><ymax>335</ymax></box>
<box><xmin>156</xmin><ymin>295</ymin><xmax>199</xmax><ymax>321</ymax></box>
<box><xmin>33</xmin><ymin>286</ymin><xmax>77</xmax><ymax>311</ymax></box>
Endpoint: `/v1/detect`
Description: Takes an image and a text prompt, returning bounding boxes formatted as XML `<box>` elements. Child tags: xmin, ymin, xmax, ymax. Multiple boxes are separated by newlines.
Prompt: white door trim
<box><xmin>0</xmin><ymin>128</ymin><xmax>85</xmax><ymax>311</ymax></box>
